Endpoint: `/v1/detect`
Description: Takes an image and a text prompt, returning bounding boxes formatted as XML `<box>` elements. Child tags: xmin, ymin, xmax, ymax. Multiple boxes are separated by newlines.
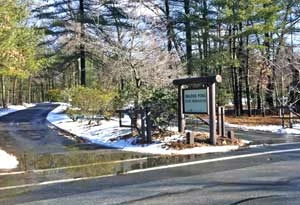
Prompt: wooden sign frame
<box><xmin>173</xmin><ymin>75</ymin><xmax>222</xmax><ymax>145</ymax></box>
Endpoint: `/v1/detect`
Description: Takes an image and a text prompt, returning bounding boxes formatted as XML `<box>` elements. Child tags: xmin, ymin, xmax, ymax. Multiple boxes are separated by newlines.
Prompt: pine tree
<box><xmin>32</xmin><ymin>0</ymin><xmax>129</xmax><ymax>87</ymax></box>
<box><xmin>0</xmin><ymin>0</ymin><xmax>45</xmax><ymax>107</ymax></box>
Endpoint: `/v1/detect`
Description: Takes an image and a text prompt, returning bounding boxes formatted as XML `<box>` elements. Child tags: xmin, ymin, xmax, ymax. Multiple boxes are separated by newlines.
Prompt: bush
<box><xmin>63</xmin><ymin>86</ymin><xmax>118</xmax><ymax>119</ymax></box>
<box><xmin>46</xmin><ymin>89</ymin><xmax>63</xmax><ymax>102</ymax></box>
<box><xmin>143</xmin><ymin>88</ymin><xmax>177</xmax><ymax>130</ymax></box>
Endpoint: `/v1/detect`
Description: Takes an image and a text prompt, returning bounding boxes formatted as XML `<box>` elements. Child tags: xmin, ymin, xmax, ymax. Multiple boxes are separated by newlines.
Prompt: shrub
<box><xmin>63</xmin><ymin>86</ymin><xmax>118</xmax><ymax>119</ymax></box>
<box><xmin>143</xmin><ymin>88</ymin><xmax>177</xmax><ymax>130</ymax></box>
<box><xmin>46</xmin><ymin>89</ymin><xmax>63</xmax><ymax>102</ymax></box>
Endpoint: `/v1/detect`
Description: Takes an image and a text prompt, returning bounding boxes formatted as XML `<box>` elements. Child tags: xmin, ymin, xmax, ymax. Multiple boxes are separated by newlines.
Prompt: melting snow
<box><xmin>225</xmin><ymin>123</ymin><xmax>300</xmax><ymax>135</ymax></box>
<box><xmin>0</xmin><ymin>149</ymin><xmax>18</xmax><ymax>169</ymax></box>
<box><xmin>0</xmin><ymin>103</ymin><xmax>35</xmax><ymax>117</ymax></box>
<box><xmin>46</xmin><ymin>103</ymin><xmax>241</xmax><ymax>155</ymax></box>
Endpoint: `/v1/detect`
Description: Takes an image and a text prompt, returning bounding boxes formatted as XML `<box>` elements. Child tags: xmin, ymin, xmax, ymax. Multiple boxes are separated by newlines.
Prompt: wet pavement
<box><xmin>192</xmin><ymin>124</ymin><xmax>300</xmax><ymax>145</ymax></box>
<box><xmin>236</xmin><ymin>130</ymin><xmax>300</xmax><ymax>145</ymax></box>
<box><xmin>0</xmin><ymin>104</ymin><xmax>149</xmax><ymax>185</ymax></box>
<box><xmin>2</xmin><ymin>104</ymin><xmax>300</xmax><ymax>194</ymax></box>
<box><xmin>0</xmin><ymin>103</ymin><xmax>75</xmax><ymax>154</ymax></box>
<box><xmin>2</xmin><ymin>143</ymin><xmax>300</xmax><ymax>205</ymax></box>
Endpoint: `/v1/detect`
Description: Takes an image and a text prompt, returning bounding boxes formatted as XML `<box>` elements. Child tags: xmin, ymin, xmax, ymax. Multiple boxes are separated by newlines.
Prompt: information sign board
<box><xmin>183</xmin><ymin>89</ymin><xmax>208</xmax><ymax>114</ymax></box>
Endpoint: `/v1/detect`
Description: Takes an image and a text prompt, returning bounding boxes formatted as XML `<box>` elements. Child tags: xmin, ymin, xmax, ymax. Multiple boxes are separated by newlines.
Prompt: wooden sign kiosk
<box><xmin>173</xmin><ymin>75</ymin><xmax>222</xmax><ymax>145</ymax></box>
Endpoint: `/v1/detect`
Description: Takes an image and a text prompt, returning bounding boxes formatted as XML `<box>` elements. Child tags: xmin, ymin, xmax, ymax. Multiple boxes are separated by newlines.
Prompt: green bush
<box><xmin>46</xmin><ymin>89</ymin><xmax>63</xmax><ymax>102</ymax></box>
<box><xmin>63</xmin><ymin>86</ymin><xmax>118</xmax><ymax>119</ymax></box>
<box><xmin>143</xmin><ymin>88</ymin><xmax>177</xmax><ymax>130</ymax></box>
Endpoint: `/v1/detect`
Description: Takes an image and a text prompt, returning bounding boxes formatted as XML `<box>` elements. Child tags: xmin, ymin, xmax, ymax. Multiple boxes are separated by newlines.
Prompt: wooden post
<box><xmin>228</xmin><ymin>130</ymin><xmax>235</xmax><ymax>139</ymax></box>
<box><xmin>289</xmin><ymin>109</ymin><xmax>293</xmax><ymax>128</ymax></box>
<box><xmin>217</xmin><ymin>107</ymin><xmax>221</xmax><ymax>136</ymax></box>
<box><xmin>178</xmin><ymin>85</ymin><xmax>185</xmax><ymax>133</ymax></box>
<box><xmin>186</xmin><ymin>132</ymin><xmax>194</xmax><ymax>145</ymax></box>
<box><xmin>281</xmin><ymin>107</ymin><xmax>285</xmax><ymax>128</ymax></box>
<box><xmin>118</xmin><ymin>111</ymin><xmax>122</xmax><ymax>127</ymax></box>
<box><xmin>141</xmin><ymin>108</ymin><xmax>146</xmax><ymax>140</ymax></box>
<box><xmin>209</xmin><ymin>83</ymin><xmax>216</xmax><ymax>145</ymax></box>
<box><xmin>146</xmin><ymin>107</ymin><xmax>152</xmax><ymax>144</ymax></box>
<box><xmin>221</xmin><ymin>106</ymin><xmax>225</xmax><ymax>137</ymax></box>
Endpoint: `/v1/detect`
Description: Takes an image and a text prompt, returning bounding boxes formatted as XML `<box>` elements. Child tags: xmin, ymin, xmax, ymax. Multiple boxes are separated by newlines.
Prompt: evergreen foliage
<box><xmin>0</xmin><ymin>0</ymin><xmax>47</xmax><ymax>107</ymax></box>
<box><xmin>0</xmin><ymin>0</ymin><xmax>300</xmax><ymax>115</ymax></box>
<box><xmin>63</xmin><ymin>86</ymin><xmax>118</xmax><ymax>118</ymax></box>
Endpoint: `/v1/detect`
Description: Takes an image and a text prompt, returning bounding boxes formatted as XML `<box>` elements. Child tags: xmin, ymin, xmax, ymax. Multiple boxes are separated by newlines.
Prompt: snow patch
<box><xmin>0</xmin><ymin>149</ymin><xmax>18</xmax><ymax>169</ymax></box>
<box><xmin>225</xmin><ymin>122</ymin><xmax>300</xmax><ymax>135</ymax></box>
<box><xmin>0</xmin><ymin>103</ymin><xmax>35</xmax><ymax>117</ymax></box>
<box><xmin>46</xmin><ymin>103</ymin><xmax>242</xmax><ymax>155</ymax></box>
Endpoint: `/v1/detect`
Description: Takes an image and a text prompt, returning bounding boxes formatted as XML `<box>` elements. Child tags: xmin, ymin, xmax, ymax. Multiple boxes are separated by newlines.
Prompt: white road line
<box><xmin>0</xmin><ymin>157</ymin><xmax>148</xmax><ymax>176</ymax></box>
<box><xmin>127</xmin><ymin>148</ymin><xmax>300</xmax><ymax>174</ymax></box>
<box><xmin>264</xmin><ymin>142</ymin><xmax>300</xmax><ymax>147</ymax></box>
<box><xmin>249</xmin><ymin>142</ymin><xmax>300</xmax><ymax>148</ymax></box>
<box><xmin>1</xmin><ymin>147</ymin><xmax>300</xmax><ymax>191</ymax></box>
<box><xmin>0</xmin><ymin>171</ymin><xmax>25</xmax><ymax>176</ymax></box>
<box><xmin>0</xmin><ymin>174</ymin><xmax>114</xmax><ymax>191</ymax></box>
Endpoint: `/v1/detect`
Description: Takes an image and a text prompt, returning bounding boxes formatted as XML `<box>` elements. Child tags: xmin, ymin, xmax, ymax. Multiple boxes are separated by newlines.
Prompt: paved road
<box><xmin>193</xmin><ymin>124</ymin><xmax>300</xmax><ymax>145</ymax></box>
<box><xmin>1</xmin><ymin>143</ymin><xmax>300</xmax><ymax>205</ymax></box>
<box><xmin>0</xmin><ymin>103</ymin><xmax>122</xmax><ymax>155</ymax></box>
<box><xmin>0</xmin><ymin>103</ymin><xmax>76</xmax><ymax>154</ymax></box>
<box><xmin>1</xmin><ymin>105</ymin><xmax>300</xmax><ymax>204</ymax></box>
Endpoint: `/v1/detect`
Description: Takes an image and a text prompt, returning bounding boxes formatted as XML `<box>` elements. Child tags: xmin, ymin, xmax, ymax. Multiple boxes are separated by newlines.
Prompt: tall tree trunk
<box><xmin>1</xmin><ymin>75</ymin><xmax>8</xmax><ymax>108</ymax></box>
<box><xmin>41</xmin><ymin>83</ymin><xmax>45</xmax><ymax>102</ymax></box>
<box><xmin>231</xmin><ymin>24</ymin><xmax>240</xmax><ymax>116</ymax></box>
<box><xmin>184</xmin><ymin>0</ymin><xmax>192</xmax><ymax>75</ymax></box>
<box><xmin>230</xmin><ymin>1</ymin><xmax>240</xmax><ymax>116</ymax></box>
<box><xmin>165</xmin><ymin>0</ymin><xmax>172</xmax><ymax>53</ymax></box>
<box><xmin>256</xmin><ymin>68</ymin><xmax>263</xmax><ymax>110</ymax></box>
<box><xmin>238</xmin><ymin>23</ymin><xmax>244</xmax><ymax>115</ymax></box>
<box><xmin>197</xmin><ymin>32</ymin><xmax>202</xmax><ymax>57</ymax></box>
<box><xmin>79</xmin><ymin>0</ymin><xmax>86</xmax><ymax>86</ymax></box>
<box><xmin>233</xmin><ymin>67</ymin><xmax>240</xmax><ymax>116</ymax></box>
<box><xmin>244</xmin><ymin>36</ymin><xmax>251</xmax><ymax>116</ymax></box>
<box><xmin>28</xmin><ymin>77</ymin><xmax>32</xmax><ymax>103</ymax></box>
<box><xmin>264</xmin><ymin>31</ymin><xmax>274</xmax><ymax>108</ymax></box>
<box><xmin>62</xmin><ymin>70</ymin><xmax>66</xmax><ymax>89</ymax></box>
<box><xmin>51</xmin><ymin>72</ymin><xmax>55</xmax><ymax>89</ymax></box>
<box><xmin>238</xmin><ymin>66</ymin><xmax>243</xmax><ymax>115</ymax></box>
<box><xmin>202</xmin><ymin>0</ymin><xmax>209</xmax><ymax>74</ymax></box>
<box><xmin>12</xmin><ymin>77</ymin><xmax>17</xmax><ymax>105</ymax></box>
<box><xmin>18</xmin><ymin>79</ymin><xmax>23</xmax><ymax>105</ymax></box>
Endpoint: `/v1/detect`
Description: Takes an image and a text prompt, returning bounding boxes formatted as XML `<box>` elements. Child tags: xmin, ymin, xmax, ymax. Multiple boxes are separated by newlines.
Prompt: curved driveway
<box><xmin>0</xmin><ymin>103</ymin><xmax>75</xmax><ymax>154</ymax></box>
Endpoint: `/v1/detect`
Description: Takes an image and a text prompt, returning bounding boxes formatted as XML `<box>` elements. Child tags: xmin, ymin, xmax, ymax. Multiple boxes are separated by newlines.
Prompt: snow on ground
<box><xmin>0</xmin><ymin>104</ymin><xmax>36</xmax><ymax>169</ymax></box>
<box><xmin>225</xmin><ymin>122</ymin><xmax>300</xmax><ymax>135</ymax></box>
<box><xmin>45</xmin><ymin>103</ymin><xmax>300</xmax><ymax>155</ymax></box>
<box><xmin>47</xmin><ymin>103</ymin><xmax>241</xmax><ymax>155</ymax></box>
<box><xmin>0</xmin><ymin>149</ymin><xmax>18</xmax><ymax>169</ymax></box>
<box><xmin>124</xmin><ymin>144</ymin><xmax>239</xmax><ymax>155</ymax></box>
<box><xmin>2</xmin><ymin>102</ymin><xmax>300</xmax><ymax>156</ymax></box>
<box><xmin>0</xmin><ymin>103</ymin><xmax>35</xmax><ymax>117</ymax></box>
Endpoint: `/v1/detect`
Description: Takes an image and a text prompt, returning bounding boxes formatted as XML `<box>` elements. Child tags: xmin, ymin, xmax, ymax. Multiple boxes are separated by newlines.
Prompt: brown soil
<box><xmin>154</xmin><ymin>131</ymin><xmax>245</xmax><ymax>150</ymax></box>
<box><xmin>127</xmin><ymin>114</ymin><xmax>286</xmax><ymax>149</ymax></box>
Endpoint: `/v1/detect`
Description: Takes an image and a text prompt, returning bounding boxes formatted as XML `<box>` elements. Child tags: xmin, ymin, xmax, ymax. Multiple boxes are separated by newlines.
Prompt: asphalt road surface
<box><xmin>1</xmin><ymin>104</ymin><xmax>300</xmax><ymax>204</ymax></box>
<box><xmin>0</xmin><ymin>103</ymin><xmax>119</xmax><ymax>155</ymax></box>
<box><xmin>1</xmin><ymin>143</ymin><xmax>300</xmax><ymax>205</ymax></box>
<box><xmin>0</xmin><ymin>103</ymin><xmax>77</xmax><ymax>154</ymax></box>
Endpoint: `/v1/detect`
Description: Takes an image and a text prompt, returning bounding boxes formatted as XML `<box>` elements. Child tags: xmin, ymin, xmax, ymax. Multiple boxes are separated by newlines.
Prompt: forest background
<box><xmin>1</xmin><ymin>0</ymin><xmax>300</xmax><ymax>118</ymax></box>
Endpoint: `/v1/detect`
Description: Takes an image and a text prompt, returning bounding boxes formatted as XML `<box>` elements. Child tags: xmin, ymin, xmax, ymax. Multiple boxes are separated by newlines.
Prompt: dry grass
<box><xmin>197</xmin><ymin>113</ymin><xmax>286</xmax><ymax>126</ymax></box>
<box><xmin>225</xmin><ymin>115</ymin><xmax>282</xmax><ymax>126</ymax></box>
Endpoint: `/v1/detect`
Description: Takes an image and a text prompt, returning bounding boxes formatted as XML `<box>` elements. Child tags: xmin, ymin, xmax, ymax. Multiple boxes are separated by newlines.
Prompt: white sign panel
<box><xmin>183</xmin><ymin>89</ymin><xmax>208</xmax><ymax>114</ymax></box>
